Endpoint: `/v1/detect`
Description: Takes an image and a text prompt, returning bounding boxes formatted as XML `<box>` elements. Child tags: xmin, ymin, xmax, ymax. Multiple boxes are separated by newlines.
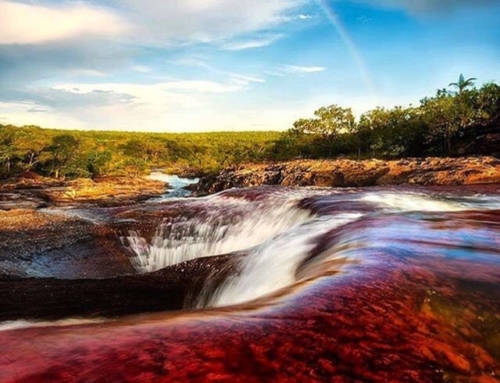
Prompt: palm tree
<box><xmin>449</xmin><ymin>74</ymin><xmax>476</xmax><ymax>94</ymax></box>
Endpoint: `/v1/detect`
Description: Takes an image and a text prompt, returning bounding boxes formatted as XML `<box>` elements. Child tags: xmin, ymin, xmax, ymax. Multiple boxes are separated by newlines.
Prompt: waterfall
<box><xmin>121</xmin><ymin>188</ymin><xmax>500</xmax><ymax>307</ymax></box>
<box><xmin>123</xmin><ymin>194</ymin><xmax>313</xmax><ymax>273</ymax></box>
<box><xmin>202</xmin><ymin>213</ymin><xmax>362</xmax><ymax>308</ymax></box>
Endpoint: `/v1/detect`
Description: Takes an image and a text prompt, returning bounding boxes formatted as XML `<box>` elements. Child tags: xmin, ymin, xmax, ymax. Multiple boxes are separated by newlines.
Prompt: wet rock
<box><xmin>0</xmin><ymin>192</ymin><xmax>45</xmax><ymax>210</ymax></box>
<box><xmin>0</xmin><ymin>254</ymin><xmax>237</xmax><ymax>321</ymax></box>
<box><xmin>0</xmin><ymin>209</ymin><xmax>134</xmax><ymax>279</ymax></box>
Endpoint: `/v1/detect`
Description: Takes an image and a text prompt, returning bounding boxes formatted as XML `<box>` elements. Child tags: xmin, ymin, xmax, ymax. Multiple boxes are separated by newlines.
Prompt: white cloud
<box><xmin>123</xmin><ymin>0</ymin><xmax>303</xmax><ymax>45</ymax></box>
<box><xmin>0</xmin><ymin>0</ymin><xmax>305</xmax><ymax>93</ymax></box>
<box><xmin>1</xmin><ymin>76</ymin><xmax>278</xmax><ymax>131</ymax></box>
<box><xmin>229</xmin><ymin>74</ymin><xmax>265</xmax><ymax>85</ymax></box>
<box><xmin>159</xmin><ymin>80</ymin><xmax>247</xmax><ymax>93</ymax></box>
<box><xmin>0</xmin><ymin>0</ymin><xmax>304</xmax><ymax>47</ymax></box>
<box><xmin>2</xmin><ymin>87</ymin><xmax>137</xmax><ymax>111</ymax></box>
<box><xmin>26</xmin><ymin>78</ymin><xmax>250</xmax><ymax>111</ymax></box>
<box><xmin>0</xmin><ymin>101</ymin><xmax>89</xmax><ymax>128</ymax></box>
<box><xmin>0</xmin><ymin>0</ymin><xmax>321</xmax><ymax>132</ymax></box>
<box><xmin>28</xmin><ymin>107</ymin><xmax>49</xmax><ymax>114</ymax></box>
<box><xmin>0</xmin><ymin>98</ymin><xmax>311</xmax><ymax>132</ymax></box>
<box><xmin>221</xmin><ymin>35</ymin><xmax>284</xmax><ymax>51</ymax></box>
<box><xmin>0</xmin><ymin>1</ymin><xmax>127</xmax><ymax>45</ymax></box>
<box><xmin>266</xmin><ymin>65</ymin><xmax>326</xmax><ymax>77</ymax></box>
<box><xmin>168</xmin><ymin>58</ymin><xmax>208</xmax><ymax>68</ymax></box>
<box><xmin>356</xmin><ymin>16</ymin><xmax>373</xmax><ymax>24</ymax></box>
<box><xmin>133</xmin><ymin>66</ymin><xmax>151</xmax><ymax>73</ymax></box>
<box><xmin>284</xmin><ymin>65</ymin><xmax>326</xmax><ymax>73</ymax></box>
<box><xmin>67</xmin><ymin>69</ymin><xmax>108</xmax><ymax>78</ymax></box>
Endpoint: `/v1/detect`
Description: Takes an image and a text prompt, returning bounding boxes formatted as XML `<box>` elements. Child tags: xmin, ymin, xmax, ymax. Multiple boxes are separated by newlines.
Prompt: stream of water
<box><xmin>146</xmin><ymin>172</ymin><xmax>199</xmax><ymax>199</ymax></box>
<box><xmin>1</xmin><ymin>185</ymin><xmax>500</xmax><ymax>382</ymax></box>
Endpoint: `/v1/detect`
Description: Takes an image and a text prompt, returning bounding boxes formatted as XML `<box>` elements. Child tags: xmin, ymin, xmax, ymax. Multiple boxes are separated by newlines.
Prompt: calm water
<box><xmin>1</xmin><ymin>185</ymin><xmax>500</xmax><ymax>382</ymax></box>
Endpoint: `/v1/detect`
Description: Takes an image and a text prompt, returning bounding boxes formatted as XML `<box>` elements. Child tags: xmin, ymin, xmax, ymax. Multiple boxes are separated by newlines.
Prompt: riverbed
<box><xmin>0</xmin><ymin>185</ymin><xmax>499</xmax><ymax>382</ymax></box>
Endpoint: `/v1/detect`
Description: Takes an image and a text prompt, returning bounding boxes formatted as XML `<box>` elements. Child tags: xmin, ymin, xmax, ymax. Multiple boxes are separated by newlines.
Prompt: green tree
<box><xmin>475</xmin><ymin>82</ymin><xmax>500</xmax><ymax>121</ymax></box>
<box><xmin>120</xmin><ymin>138</ymin><xmax>166</xmax><ymax>163</ymax></box>
<box><xmin>292</xmin><ymin>105</ymin><xmax>355</xmax><ymax>156</ymax></box>
<box><xmin>87</xmin><ymin>149</ymin><xmax>113</xmax><ymax>177</ymax></box>
<box><xmin>419</xmin><ymin>88</ymin><xmax>478</xmax><ymax>154</ymax></box>
<box><xmin>358</xmin><ymin>106</ymin><xmax>426</xmax><ymax>157</ymax></box>
<box><xmin>449</xmin><ymin>74</ymin><xmax>476</xmax><ymax>94</ymax></box>
<box><xmin>48</xmin><ymin>134</ymin><xmax>81</xmax><ymax>178</ymax></box>
<box><xmin>121</xmin><ymin>157</ymin><xmax>149</xmax><ymax>177</ymax></box>
<box><xmin>16</xmin><ymin>126</ymin><xmax>51</xmax><ymax>170</ymax></box>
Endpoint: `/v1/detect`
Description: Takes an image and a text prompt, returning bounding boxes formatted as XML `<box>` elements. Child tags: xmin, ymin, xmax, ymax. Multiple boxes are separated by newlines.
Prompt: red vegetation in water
<box><xmin>0</xmin><ymin>201</ymin><xmax>499</xmax><ymax>382</ymax></box>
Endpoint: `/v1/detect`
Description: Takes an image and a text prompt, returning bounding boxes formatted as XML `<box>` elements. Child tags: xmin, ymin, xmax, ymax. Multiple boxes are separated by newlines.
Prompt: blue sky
<box><xmin>0</xmin><ymin>0</ymin><xmax>499</xmax><ymax>132</ymax></box>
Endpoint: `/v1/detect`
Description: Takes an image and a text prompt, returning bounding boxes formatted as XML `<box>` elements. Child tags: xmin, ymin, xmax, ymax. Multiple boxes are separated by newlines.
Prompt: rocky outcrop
<box><xmin>0</xmin><ymin>198</ymin><xmax>240</xmax><ymax>320</ymax></box>
<box><xmin>196</xmin><ymin>156</ymin><xmax>500</xmax><ymax>195</ymax></box>
<box><xmin>0</xmin><ymin>208</ymin><xmax>135</xmax><ymax>279</ymax></box>
<box><xmin>0</xmin><ymin>253</ymin><xmax>236</xmax><ymax>321</ymax></box>
<box><xmin>0</xmin><ymin>175</ymin><xmax>167</xmax><ymax>209</ymax></box>
<box><xmin>40</xmin><ymin>177</ymin><xmax>167</xmax><ymax>204</ymax></box>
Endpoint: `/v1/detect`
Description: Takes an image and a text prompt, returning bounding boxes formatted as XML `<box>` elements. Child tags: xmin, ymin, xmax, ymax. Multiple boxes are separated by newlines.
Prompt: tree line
<box><xmin>0</xmin><ymin>128</ymin><xmax>281</xmax><ymax>179</ymax></box>
<box><xmin>1</xmin><ymin>75</ymin><xmax>499</xmax><ymax>180</ymax></box>
<box><xmin>272</xmin><ymin>76</ymin><xmax>500</xmax><ymax>160</ymax></box>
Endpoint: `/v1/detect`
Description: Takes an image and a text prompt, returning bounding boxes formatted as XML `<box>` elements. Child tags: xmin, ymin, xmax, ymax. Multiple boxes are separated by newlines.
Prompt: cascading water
<box><xmin>122</xmin><ymin>187</ymin><xmax>500</xmax><ymax>308</ymax></box>
<box><xmin>2</xmin><ymin>185</ymin><xmax>500</xmax><ymax>383</ymax></box>
<box><xmin>123</xmin><ymin>194</ymin><xmax>313</xmax><ymax>272</ymax></box>
<box><xmin>201</xmin><ymin>213</ymin><xmax>362</xmax><ymax>308</ymax></box>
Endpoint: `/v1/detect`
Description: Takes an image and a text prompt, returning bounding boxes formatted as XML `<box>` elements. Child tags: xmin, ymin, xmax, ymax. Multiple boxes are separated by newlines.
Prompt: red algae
<box><xmin>1</xmin><ymin>187</ymin><xmax>500</xmax><ymax>382</ymax></box>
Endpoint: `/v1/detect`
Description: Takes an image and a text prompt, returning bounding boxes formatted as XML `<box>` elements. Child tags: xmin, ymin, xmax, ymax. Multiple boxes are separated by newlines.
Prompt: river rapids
<box><xmin>1</xmin><ymin>185</ymin><xmax>500</xmax><ymax>382</ymax></box>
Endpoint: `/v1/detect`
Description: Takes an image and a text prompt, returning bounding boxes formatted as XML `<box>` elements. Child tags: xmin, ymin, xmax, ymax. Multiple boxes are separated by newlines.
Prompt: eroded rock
<box><xmin>196</xmin><ymin>156</ymin><xmax>500</xmax><ymax>195</ymax></box>
<box><xmin>0</xmin><ymin>176</ymin><xmax>167</xmax><ymax>209</ymax></box>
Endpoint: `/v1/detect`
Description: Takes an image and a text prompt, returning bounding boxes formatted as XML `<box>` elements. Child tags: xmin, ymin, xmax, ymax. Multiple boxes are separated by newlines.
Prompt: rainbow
<box><xmin>317</xmin><ymin>0</ymin><xmax>379</xmax><ymax>105</ymax></box>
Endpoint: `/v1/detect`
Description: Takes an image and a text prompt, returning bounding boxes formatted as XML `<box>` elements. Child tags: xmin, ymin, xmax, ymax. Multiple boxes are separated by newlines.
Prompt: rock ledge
<box><xmin>196</xmin><ymin>156</ymin><xmax>500</xmax><ymax>195</ymax></box>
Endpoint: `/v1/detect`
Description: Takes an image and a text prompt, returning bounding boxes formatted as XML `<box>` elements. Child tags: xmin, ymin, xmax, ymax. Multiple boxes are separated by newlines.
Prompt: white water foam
<box><xmin>124</xmin><ymin>188</ymin><xmax>500</xmax><ymax>306</ymax></box>
<box><xmin>146</xmin><ymin>172</ymin><xmax>199</xmax><ymax>188</ymax></box>
<box><xmin>361</xmin><ymin>193</ymin><xmax>466</xmax><ymax>212</ymax></box>
<box><xmin>360</xmin><ymin>192</ymin><xmax>500</xmax><ymax>212</ymax></box>
<box><xmin>203</xmin><ymin>213</ymin><xmax>362</xmax><ymax>308</ymax></box>
<box><xmin>195</xmin><ymin>191</ymin><xmax>500</xmax><ymax>307</ymax></box>
<box><xmin>124</xmin><ymin>196</ymin><xmax>313</xmax><ymax>273</ymax></box>
<box><xmin>125</xmin><ymin>189</ymin><xmax>499</xmax><ymax>273</ymax></box>
<box><xmin>0</xmin><ymin>318</ymin><xmax>105</xmax><ymax>332</ymax></box>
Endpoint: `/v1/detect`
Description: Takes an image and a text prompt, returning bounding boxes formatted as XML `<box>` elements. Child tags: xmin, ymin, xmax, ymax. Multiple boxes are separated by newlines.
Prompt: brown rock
<box><xmin>0</xmin><ymin>209</ymin><xmax>134</xmax><ymax>279</ymax></box>
<box><xmin>195</xmin><ymin>156</ymin><xmax>500</xmax><ymax>194</ymax></box>
<box><xmin>1</xmin><ymin>176</ymin><xmax>167</xmax><ymax>207</ymax></box>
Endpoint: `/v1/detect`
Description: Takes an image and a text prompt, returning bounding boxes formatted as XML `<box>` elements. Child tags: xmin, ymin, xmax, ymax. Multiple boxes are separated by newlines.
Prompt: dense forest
<box><xmin>1</xmin><ymin>76</ymin><xmax>499</xmax><ymax>180</ymax></box>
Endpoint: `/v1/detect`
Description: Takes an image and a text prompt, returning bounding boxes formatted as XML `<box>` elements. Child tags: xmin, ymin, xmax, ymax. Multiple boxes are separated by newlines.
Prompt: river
<box><xmin>146</xmin><ymin>172</ymin><xmax>199</xmax><ymax>199</ymax></box>
<box><xmin>1</xmin><ymin>185</ymin><xmax>500</xmax><ymax>382</ymax></box>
